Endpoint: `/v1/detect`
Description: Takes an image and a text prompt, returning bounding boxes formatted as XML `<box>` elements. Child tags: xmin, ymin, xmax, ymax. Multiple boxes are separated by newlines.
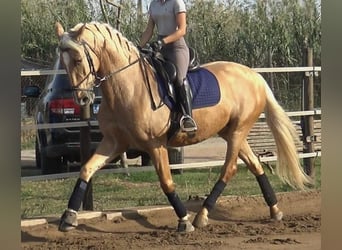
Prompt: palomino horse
<box><xmin>55</xmin><ymin>22</ymin><xmax>311</xmax><ymax>233</ymax></box>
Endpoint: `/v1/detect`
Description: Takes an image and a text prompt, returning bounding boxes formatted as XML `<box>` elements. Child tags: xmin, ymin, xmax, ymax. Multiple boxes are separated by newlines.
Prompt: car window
<box><xmin>44</xmin><ymin>57</ymin><xmax>61</xmax><ymax>88</ymax></box>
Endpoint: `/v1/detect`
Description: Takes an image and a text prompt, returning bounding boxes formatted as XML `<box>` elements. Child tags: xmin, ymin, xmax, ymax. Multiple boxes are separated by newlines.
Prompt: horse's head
<box><xmin>55</xmin><ymin>22</ymin><xmax>100</xmax><ymax>106</ymax></box>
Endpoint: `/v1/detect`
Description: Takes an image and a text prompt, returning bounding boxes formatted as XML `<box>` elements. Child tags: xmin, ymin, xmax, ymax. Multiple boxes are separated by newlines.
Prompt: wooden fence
<box><xmin>247</xmin><ymin>119</ymin><xmax>321</xmax><ymax>156</ymax></box>
<box><xmin>21</xmin><ymin>113</ymin><xmax>321</xmax><ymax>182</ymax></box>
<box><xmin>21</xmin><ymin>63</ymin><xmax>321</xmax><ymax>183</ymax></box>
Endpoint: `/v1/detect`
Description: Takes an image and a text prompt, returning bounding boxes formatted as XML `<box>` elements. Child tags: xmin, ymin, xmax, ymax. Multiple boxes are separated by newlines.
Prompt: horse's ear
<box><xmin>68</xmin><ymin>23</ymin><xmax>87</xmax><ymax>40</ymax></box>
<box><xmin>77</xmin><ymin>23</ymin><xmax>87</xmax><ymax>36</ymax></box>
<box><xmin>55</xmin><ymin>22</ymin><xmax>64</xmax><ymax>39</ymax></box>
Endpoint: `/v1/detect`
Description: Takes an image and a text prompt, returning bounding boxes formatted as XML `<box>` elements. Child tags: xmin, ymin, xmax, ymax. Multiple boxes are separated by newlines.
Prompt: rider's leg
<box><xmin>179</xmin><ymin>78</ymin><xmax>197</xmax><ymax>132</ymax></box>
<box><xmin>161</xmin><ymin>37</ymin><xmax>195</xmax><ymax>133</ymax></box>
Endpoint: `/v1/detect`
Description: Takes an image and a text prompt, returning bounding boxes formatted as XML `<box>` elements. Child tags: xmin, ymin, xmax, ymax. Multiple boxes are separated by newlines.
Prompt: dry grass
<box><xmin>21</xmin><ymin>118</ymin><xmax>36</xmax><ymax>150</ymax></box>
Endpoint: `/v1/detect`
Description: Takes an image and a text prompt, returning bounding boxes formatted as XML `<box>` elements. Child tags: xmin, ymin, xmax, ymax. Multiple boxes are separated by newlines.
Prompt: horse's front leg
<box><xmin>58</xmin><ymin>138</ymin><xmax>124</xmax><ymax>232</ymax></box>
<box><xmin>150</xmin><ymin>146</ymin><xmax>194</xmax><ymax>233</ymax></box>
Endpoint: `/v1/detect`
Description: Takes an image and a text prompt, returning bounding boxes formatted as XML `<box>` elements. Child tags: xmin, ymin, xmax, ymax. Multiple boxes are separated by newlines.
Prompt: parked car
<box><xmin>23</xmin><ymin>58</ymin><xmax>184</xmax><ymax>174</ymax></box>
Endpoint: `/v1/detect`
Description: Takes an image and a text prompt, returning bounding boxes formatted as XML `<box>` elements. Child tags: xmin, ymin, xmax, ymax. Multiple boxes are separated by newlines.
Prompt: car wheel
<box><xmin>40</xmin><ymin>152</ymin><xmax>63</xmax><ymax>175</ymax></box>
<box><xmin>168</xmin><ymin>147</ymin><xmax>184</xmax><ymax>175</ymax></box>
<box><xmin>35</xmin><ymin>138</ymin><xmax>41</xmax><ymax>169</ymax></box>
<box><xmin>141</xmin><ymin>152</ymin><xmax>152</xmax><ymax>166</ymax></box>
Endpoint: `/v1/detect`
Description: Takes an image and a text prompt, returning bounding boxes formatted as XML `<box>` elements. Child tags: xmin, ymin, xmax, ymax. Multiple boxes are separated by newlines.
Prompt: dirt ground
<box><xmin>21</xmin><ymin>138</ymin><xmax>321</xmax><ymax>249</ymax></box>
<box><xmin>21</xmin><ymin>190</ymin><xmax>320</xmax><ymax>250</ymax></box>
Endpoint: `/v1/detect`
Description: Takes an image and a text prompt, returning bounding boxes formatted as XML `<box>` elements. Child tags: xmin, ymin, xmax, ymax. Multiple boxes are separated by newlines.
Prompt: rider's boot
<box><xmin>179</xmin><ymin>78</ymin><xmax>197</xmax><ymax>133</ymax></box>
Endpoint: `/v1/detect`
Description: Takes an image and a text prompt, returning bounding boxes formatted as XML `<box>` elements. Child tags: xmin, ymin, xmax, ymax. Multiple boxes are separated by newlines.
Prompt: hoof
<box><xmin>58</xmin><ymin>209</ymin><xmax>78</xmax><ymax>232</ymax></box>
<box><xmin>270</xmin><ymin>205</ymin><xmax>283</xmax><ymax>221</ymax></box>
<box><xmin>192</xmin><ymin>212</ymin><xmax>209</xmax><ymax>228</ymax></box>
<box><xmin>177</xmin><ymin>219</ymin><xmax>195</xmax><ymax>233</ymax></box>
<box><xmin>271</xmin><ymin>210</ymin><xmax>283</xmax><ymax>221</ymax></box>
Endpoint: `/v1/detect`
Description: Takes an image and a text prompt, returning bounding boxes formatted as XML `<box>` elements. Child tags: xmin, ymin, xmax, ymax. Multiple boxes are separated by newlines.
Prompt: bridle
<box><xmin>61</xmin><ymin>37</ymin><xmax>158</xmax><ymax>109</ymax></box>
<box><xmin>63</xmin><ymin>39</ymin><xmax>140</xmax><ymax>92</ymax></box>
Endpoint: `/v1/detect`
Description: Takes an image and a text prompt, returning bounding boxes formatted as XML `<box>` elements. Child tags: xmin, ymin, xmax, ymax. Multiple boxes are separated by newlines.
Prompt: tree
<box><xmin>21</xmin><ymin>0</ymin><xmax>321</xmax><ymax>109</ymax></box>
<box><xmin>185</xmin><ymin>0</ymin><xmax>320</xmax><ymax>109</ymax></box>
<box><xmin>21</xmin><ymin>0</ymin><xmax>92</xmax><ymax>64</ymax></box>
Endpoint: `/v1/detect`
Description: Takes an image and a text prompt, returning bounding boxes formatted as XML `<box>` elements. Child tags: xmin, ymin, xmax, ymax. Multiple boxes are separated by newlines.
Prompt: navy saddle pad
<box><xmin>158</xmin><ymin>67</ymin><xmax>220</xmax><ymax>110</ymax></box>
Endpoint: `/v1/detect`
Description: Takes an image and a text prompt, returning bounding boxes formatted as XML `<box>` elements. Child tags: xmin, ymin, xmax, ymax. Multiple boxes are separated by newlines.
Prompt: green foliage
<box><xmin>186</xmin><ymin>0</ymin><xmax>320</xmax><ymax>110</ymax></box>
<box><xmin>21</xmin><ymin>0</ymin><xmax>93</xmax><ymax>63</ymax></box>
<box><xmin>185</xmin><ymin>0</ymin><xmax>320</xmax><ymax>67</ymax></box>
<box><xmin>21</xmin><ymin>0</ymin><xmax>321</xmax><ymax>110</ymax></box>
<box><xmin>21</xmin><ymin>0</ymin><xmax>321</xmax><ymax>65</ymax></box>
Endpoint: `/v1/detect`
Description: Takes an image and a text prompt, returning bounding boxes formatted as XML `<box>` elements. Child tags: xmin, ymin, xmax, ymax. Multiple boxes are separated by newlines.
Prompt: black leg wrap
<box><xmin>203</xmin><ymin>180</ymin><xmax>226</xmax><ymax>211</ymax></box>
<box><xmin>67</xmin><ymin>178</ymin><xmax>88</xmax><ymax>211</ymax></box>
<box><xmin>256</xmin><ymin>173</ymin><xmax>277</xmax><ymax>207</ymax></box>
<box><xmin>165</xmin><ymin>191</ymin><xmax>187</xmax><ymax>219</ymax></box>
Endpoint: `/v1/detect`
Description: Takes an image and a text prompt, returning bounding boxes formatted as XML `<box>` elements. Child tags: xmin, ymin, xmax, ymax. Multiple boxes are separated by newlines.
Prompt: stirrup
<box><xmin>180</xmin><ymin>115</ymin><xmax>198</xmax><ymax>132</ymax></box>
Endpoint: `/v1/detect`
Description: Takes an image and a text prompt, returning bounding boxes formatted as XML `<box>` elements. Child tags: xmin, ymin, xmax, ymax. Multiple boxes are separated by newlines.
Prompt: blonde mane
<box><xmin>77</xmin><ymin>22</ymin><xmax>139</xmax><ymax>61</ymax></box>
<box><xmin>61</xmin><ymin>21</ymin><xmax>152</xmax><ymax>75</ymax></box>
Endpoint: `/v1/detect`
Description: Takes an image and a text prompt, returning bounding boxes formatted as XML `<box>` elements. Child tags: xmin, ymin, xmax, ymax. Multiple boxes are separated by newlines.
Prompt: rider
<box><xmin>140</xmin><ymin>0</ymin><xmax>197</xmax><ymax>133</ymax></box>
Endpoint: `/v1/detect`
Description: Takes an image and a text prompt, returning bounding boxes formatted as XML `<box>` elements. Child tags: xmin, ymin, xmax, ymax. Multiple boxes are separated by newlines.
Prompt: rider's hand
<box><xmin>151</xmin><ymin>40</ymin><xmax>164</xmax><ymax>52</ymax></box>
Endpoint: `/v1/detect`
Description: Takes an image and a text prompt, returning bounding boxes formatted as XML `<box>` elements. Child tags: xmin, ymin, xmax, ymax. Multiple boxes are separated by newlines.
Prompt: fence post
<box><xmin>302</xmin><ymin>47</ymin><xmax>315</xmax><ymax>180</ymax></box>
<box><xmin>268</xmin><ymin>49</ymin><xmax>274</xmax><ymax>92</ymax></box>
<box><xmin>80</xmin><ymin>104</ymin><xmax>93</xmax><ymax>210</ymax></box>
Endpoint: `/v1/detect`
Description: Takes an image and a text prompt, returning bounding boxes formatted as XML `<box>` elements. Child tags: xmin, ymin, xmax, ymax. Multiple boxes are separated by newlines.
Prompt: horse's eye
<box><xmin>74</xmin><ymin>58</ymin><xmax>82</xmax><ymax>66</ymax></box>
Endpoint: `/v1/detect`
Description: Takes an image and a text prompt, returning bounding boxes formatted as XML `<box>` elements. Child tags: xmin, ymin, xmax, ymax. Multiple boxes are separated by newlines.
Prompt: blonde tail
<box><xmin>263</xmin><ymin>81</ymin><xmax>312</xmax><ymax>190</ymax></box>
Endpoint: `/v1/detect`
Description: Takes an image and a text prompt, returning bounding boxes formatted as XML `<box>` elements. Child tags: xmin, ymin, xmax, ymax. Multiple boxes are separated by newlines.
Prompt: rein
<box><xmin>79</xmin><ymin>40</ymin><xmax>160</xmax><ymax>110</ymax></box>
<box><xmin>139</xmin><ymin>54</ymin><xmax>158</xmax><ymax>110</ymax></box>
<box><xmin>63</xmin><ymin>37</ymin><xmax>159</xmax><ymax>110</ymax></box>
<box><xmin>71</xmin><ymin>40</ymin><xmax>140</xmax><ymax>92</ymax></box>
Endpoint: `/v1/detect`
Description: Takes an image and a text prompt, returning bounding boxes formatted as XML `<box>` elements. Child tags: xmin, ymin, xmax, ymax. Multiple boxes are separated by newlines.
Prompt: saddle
<box><xmin>142</xmin><ymin>47</ymin><xmax>200</xmax><ymax>102</ymax></box>
<box><xmin>140</xmin><ymin>46</ymin><xmax>203</xmax><ymax>140</ymax></box>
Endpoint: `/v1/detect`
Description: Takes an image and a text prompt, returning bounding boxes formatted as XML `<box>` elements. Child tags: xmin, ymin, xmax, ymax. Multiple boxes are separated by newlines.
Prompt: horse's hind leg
<box><xmin>149</xmin><ymin>146</ymin><xmax>194</xmax><ymax>233</ymax></box>
<box><xmin>193</xmin><ymin>131</ymin><xmax>243</xmax><ymax>228</ymax></box>
<box><xmin>238</xmin><ymin>139</ymin><xmax>283</xmax><ymax>221</ymax></box>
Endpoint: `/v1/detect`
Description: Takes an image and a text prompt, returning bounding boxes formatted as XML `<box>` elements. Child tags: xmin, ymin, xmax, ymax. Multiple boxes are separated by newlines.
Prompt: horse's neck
<box><xmin>98</xmin><ymin>51</ymin><xmax>170</xmax><ymax>139</ymax></box>
<box><xmin>99</xmin><ymin>55</ymin><xmax>160</xmax><ymax>112</ymax></box>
